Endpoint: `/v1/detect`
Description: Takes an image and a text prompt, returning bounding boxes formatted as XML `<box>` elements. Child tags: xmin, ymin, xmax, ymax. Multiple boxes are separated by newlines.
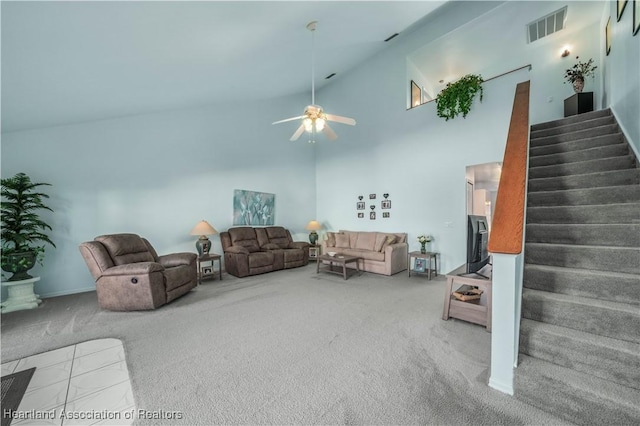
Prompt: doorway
<box><xmin>465</xmin><ymin>162</ymin><xmax>502</xmax><ymax>231</ymax></box>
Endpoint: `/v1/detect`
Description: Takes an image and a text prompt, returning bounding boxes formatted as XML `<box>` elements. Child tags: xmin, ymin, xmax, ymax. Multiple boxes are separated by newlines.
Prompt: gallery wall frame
<box><xmin>618</xmin><ymin>0</ymin><xmax>628</xmax><ymax>21</ymax></box>
<box><xmin>606</xmin><ymin>16</ymin><xmax>612</xmax><ymax>55</ymax></box>
<box><xmin>634</xmin><ymin>0</ymin><xmax>639</xmax><ymax>35</ymax></box>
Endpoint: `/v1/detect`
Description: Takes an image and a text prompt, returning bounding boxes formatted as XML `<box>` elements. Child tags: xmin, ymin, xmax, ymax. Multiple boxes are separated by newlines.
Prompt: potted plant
<box><xmin>564</xmin><ymin>56</ymin><xmax>597</xmax><ymax>93</ymax></box>
<box><xmin>435</xmin><ymin>74</ymin><xmax>484</xmax><ymax>121</ymax></box>
<box><xmin>417</xmin><ymin>234</ymin><xmax>432</xmax><ymax>254</ymax></box>
<box><xmin>1</xmin><ymin>173</ymin><xmax>55</xmax><ymax>281</ymax></box>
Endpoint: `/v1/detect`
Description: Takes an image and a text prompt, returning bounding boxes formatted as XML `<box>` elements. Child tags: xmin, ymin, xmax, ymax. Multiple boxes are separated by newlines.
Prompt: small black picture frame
<box><xmin>383</xmin><ymin>212</ymin><xmax>390</xmax><ymax>218</ymax></box>
<box><xmin>369</xmin><ymin>193</ymin><xmax>376</xmax><ymax>199</ymax></box>
<box><xmin>381</xmin><ymin>200</ymin><xmax>391</xmax><ymax>209</ymax></box>
<box><xmin>356</xmin><ymin>202</ymin><xmax>365</xmax><ymax>210</ymax></box>
<box><xmin>370</xmin><ymin>212</ymin><xmax>376</xmax><ymax>220</ymax></box>
<box><xmin>634</xmin><ymin>0</ymin><xmax>640</xmax><ymax>35</ymax></box>
<box><xmin>618</xmin><ymin>0</ymin><xmax>628</xmax><ymax>21</ymax></box>
<box><xmin>606</xmin><ymin>16</ymin><xmax>612</xmax><ymax>55</ymax></box>
<box><xmin>358</xmin><ymin>212</ymin><xmax>364</xmax><ymax>218</ymax></box>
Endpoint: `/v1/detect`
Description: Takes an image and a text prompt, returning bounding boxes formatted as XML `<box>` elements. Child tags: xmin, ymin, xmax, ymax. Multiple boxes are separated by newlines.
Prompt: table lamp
<box><xmin>305</xmin><ymin>220</ymin><xmax>322</xmax><ymax>245</ymax></box>
<box><xmin>190</xmin><ymin>220</ymin><xmax>218</xmax><ymax>256</ymax></box>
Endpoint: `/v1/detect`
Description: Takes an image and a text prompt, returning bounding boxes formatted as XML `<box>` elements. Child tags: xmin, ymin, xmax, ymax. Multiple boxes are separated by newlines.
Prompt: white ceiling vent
<box><xmin>527</xmin><ymin>6</ymin><xmax>567</xmax><ymax>43</ymax></box>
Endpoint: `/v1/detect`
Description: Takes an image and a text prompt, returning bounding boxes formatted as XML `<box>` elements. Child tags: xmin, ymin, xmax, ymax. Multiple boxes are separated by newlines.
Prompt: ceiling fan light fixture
<box><xmin>272</xmin><ymin>20</ymin><xmax>356</xmax><ymax>142</ymax></box>
<box><xmin>303</xmin><ymin>118</ymin><xmax>313</xmax><ymax>132</ymax></box>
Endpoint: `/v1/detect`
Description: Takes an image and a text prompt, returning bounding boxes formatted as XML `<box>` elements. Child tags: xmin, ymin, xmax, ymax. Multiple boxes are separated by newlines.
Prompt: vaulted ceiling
<box><xmin>1</xmin><ymin>1</ymin><xmax>446</xmax><ymax>133</ymax></box>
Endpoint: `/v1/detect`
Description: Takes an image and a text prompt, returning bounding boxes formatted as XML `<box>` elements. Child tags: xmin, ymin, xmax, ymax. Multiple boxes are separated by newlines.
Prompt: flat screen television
<box><xmin>465</xmin><ymin>215</ymin><xmax>490</xmax><ymax>277</ymax></box>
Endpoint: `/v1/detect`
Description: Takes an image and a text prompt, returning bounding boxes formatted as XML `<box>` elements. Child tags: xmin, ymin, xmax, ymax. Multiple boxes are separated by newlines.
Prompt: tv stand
<box><xmin>443</xmin><ymin>264</ymin><xmax>492</xmax><ymax>331</ymax></box>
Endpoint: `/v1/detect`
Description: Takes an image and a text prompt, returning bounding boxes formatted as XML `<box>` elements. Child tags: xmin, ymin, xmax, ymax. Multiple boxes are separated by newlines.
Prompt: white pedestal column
<box><xmin>1</xmin><ymin>276</ymin><xmax>42</xmax><ymax>313</ymax></box>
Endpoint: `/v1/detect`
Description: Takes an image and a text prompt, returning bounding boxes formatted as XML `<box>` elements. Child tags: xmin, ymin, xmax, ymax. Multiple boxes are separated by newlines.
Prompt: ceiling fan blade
<box><xmin>325</xmin><ymin>114</ymin><xmax>356</xmax><ymax>126</ymax></box>
<box><xmin>272</xmin><ymin>115</ymin><xmax>305</xmax><ymax>125</ymax></box>
<box><xmin>290</xmin><ymin>124</ymin><xmax>306</xmax><ymax>141</ymax></box>
<box><xmin>323</xmin><ymin>124</ymin><xmax>338</xmax><ymax>140</ymax></box>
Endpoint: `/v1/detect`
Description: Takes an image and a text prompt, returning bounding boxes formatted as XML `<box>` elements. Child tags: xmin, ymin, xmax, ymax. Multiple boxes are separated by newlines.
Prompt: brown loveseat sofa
<box><xmin>220</xmin><ymin>226</ymin><xmax>309</xmax><ymax>277</ymax></box>
<box><xmin>79</xmin><ymin>233</ymin><xmax>197</xmax><ymax>311</ymax></box>
<box><xmin>321</xmin><ymin>230</ymin><xmax>408</xmax><ymax>275</ymax></box>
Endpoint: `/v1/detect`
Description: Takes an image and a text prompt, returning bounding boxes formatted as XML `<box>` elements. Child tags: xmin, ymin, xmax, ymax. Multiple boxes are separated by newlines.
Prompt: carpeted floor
<box><xmin>1</xmin><ymin>265</ymin><xmax>568</xmax><ymax>425</ymax></box>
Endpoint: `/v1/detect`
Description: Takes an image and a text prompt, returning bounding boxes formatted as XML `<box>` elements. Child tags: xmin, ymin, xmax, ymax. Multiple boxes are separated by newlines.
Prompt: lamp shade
<box><xmin>305</xmin><ymin>220</ymin><xmax>322</xmax><ymax>231</ymax></box>
<box><xmin>190</xmin><ymin>220</ymin><xmax>218</xmax><ymax>236</ymax></box>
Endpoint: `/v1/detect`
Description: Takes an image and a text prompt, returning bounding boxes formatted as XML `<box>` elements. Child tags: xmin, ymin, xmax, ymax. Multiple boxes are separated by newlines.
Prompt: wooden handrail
<box><xmin>487</xmin><ymin>81</ymin><xmax>530</xmax><ymax>254</ymax></box>
<box><xmin>410</xmin><ymin>64</ymin><xmax>531</xmax><ymax>108</ymax></box>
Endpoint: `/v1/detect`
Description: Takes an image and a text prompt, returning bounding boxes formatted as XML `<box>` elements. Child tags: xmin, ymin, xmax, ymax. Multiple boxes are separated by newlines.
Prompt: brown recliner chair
<box><xmin>79</xmin><ymin>233</ymin><xmax>197</xmax><ymax>311</ymax></box>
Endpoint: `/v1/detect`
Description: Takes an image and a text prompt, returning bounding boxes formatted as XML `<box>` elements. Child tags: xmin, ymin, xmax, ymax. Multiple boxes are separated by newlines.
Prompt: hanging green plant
<box><xmin>435</xmin><ymin>74</ymin><xmax>484</xmax><ymax>121</ymax></box>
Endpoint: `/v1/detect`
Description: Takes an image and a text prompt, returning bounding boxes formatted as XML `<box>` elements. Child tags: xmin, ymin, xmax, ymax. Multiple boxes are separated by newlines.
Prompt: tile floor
<box><xmin>1</xmin><ymin>338</ymin><xmax>135</xmax><ymax>426</ymax></box>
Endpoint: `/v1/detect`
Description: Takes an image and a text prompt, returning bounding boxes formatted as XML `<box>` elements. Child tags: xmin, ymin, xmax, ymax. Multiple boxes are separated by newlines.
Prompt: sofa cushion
<box><xmin>261</xmin><ymin>243</ymin><xmax>281</xmax><ymax>250</ymax></box>
<box><xmin>248</xmin><ymin>251</ymin><xmax>274</xmax><ymax>268</ymax></box>
<box><xmin>341</xmin><ymin>248</ymin><xmax>385</xmax><ymax>262</ymax></box>
<box><xmin>335</xmin><ymin>233</ymin><xmax>350</xmax><ymax>248</ymax></box>
<box><xmin>355</xmin><ymin>232</ymin><xmax>376</xmax><ymax>251</ymax></box>
<box><xmin>265</xmin><ymin>226</ymin><xmax>291</xmax><ymax>249</ymax></box>
<box><xmin>326</xmin><ymin>232</ymin><xmax>337</xmax><ymax>247</ymax></box>
<box><xmin>96</xmin><ymin>234</ymin><xmax>155</xmax><ymax>266</ymax></box>
<box><xmin>228</xmin><ymin>227</ymin><xmax>260</xmax><ymax>252</ymax></box>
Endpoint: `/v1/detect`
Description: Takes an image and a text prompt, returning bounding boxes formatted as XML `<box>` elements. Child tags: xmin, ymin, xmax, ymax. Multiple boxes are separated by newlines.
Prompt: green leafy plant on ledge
<box><xmin>435</xmin><ymin>74</ymin><xmax>484</xmax><ymax>121</ymax></box>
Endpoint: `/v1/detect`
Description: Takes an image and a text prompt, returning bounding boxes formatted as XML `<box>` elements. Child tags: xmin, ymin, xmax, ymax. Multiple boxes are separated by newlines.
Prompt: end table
<box><xmin>408</xmin><ymin>251</ymin><xmax>439</xmax><ymax>279</ymax></box>
<box><xmin>197</xmin><ymin>253</ymin><xmax>222</xmax><ymax>284</ymax></box>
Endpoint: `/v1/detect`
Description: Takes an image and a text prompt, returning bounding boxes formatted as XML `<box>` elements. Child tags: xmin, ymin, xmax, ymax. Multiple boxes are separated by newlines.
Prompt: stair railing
<box><xmin>487</xmin><ymin>80</ymin><xmax>530</xmax><ymax>395</ymax></box>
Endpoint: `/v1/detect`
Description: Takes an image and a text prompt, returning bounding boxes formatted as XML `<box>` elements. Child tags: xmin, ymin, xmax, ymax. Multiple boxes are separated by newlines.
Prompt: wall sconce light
<box><xmin>561</xmin><ymin>49</ymin><xmax>570</xmax><ymax>57</ymax></box>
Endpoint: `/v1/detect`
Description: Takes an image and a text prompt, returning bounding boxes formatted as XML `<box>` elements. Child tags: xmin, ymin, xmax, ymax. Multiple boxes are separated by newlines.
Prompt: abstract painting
<box><xmin>233</xmin><ymin>189</ymin><xmax>275</xmax><ymax>226</ymax></box>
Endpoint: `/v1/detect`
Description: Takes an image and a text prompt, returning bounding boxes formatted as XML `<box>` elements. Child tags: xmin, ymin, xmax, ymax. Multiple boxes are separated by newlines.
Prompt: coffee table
<box><xmin>317</xmin><ymin>253</ymin><xmax>362</xmax><ymax>280</ymax></box>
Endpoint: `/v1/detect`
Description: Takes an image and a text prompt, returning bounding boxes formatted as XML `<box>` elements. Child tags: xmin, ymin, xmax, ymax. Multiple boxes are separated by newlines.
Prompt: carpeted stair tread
<box><xmin>528</xmin><ymin>169</ymin><xmax>640</xmax><ymax>192</ymax></box>
<box><xmin>530</xmin><ymin>115</ymin><xmax>615</xmax><ymax>138</ymax></box>
<box><xmin>530</xmin><ymin>108</ymin><xmax>611</xmax><ymax>132</ymax></box>
<box><xmin>521</xmin><ymin>288</ymin><xmax>640</xmax><ymax>342</ymax></box>
<box><xmin>525</xmin><ymin>223</ymin><xmax>640</xmax><ymax>246</ymax></box>
<box><xmin>524</xmin><ymin>242</ymin><xmax>640</xmax><ymax>273</ymax></box>
<box><xmin>528</xmin><ymin>155</ymin><xmax>636</xmax><ymax>179</ymax></box>
<box><xmin>523</xmin><ymin>264</ymin><xmax>640</xmax><ymax>305</ymax></box>
<box><xmin>529</xmin><ymin>143</ymin><xmax>630</xmax><ymax>167</ymax></box>
<box><xmin>526</xmin><ymin>203</ymin><xmax>640</xmax><ymax>224</ymax></box>
<box><xmin>519</xmin><ymin>318</ymin><xmax>640</xmax><ymax>389</ymax></box>
<box><xmin>527</xmin><ymin>184</ymin><xmax>640</xmax><ymax>207</ymax></box>
<box><xmin>529</xmin><ymin>133</ymin><xmax>624</xmax><ymax>157</ymax></box>
<box><xmin>530</xmin><ymin>123</ymin><xmax>619</xmax><ymax>147</ymax></box>
<box><xmin>515</xmin><ymin>354</ymin><xmax>640</xmax><ymax>425</ymax></box>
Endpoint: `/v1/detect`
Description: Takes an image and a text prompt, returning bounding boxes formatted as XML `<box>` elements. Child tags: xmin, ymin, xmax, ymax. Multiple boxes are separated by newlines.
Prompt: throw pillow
<box><xmin>335</xmin><ymin>233</ymin><xmax>350</xmax><ymax>248</ymax></box>
<box><xmin>380</xmin><ymin>235</ymin><xmax>397</xmax><ymax>252</ymax></box>
<box><xmin>326</xmin><ymin>232</ymin><xmax>336</xmax><ymax>247</ymax></box>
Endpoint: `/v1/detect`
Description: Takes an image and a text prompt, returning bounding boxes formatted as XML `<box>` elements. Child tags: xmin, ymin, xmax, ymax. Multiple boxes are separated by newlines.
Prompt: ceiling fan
<box><xmin>272</xmin><ymin>21</ymin><xmax>356</xmax><ymax>143</ymax></box>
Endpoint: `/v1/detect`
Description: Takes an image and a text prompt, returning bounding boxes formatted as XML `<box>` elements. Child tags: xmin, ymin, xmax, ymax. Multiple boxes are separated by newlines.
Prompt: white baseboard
<box><xmin>39</xmin><ymin>286</ymin><xmax>96</xmax><ymax>299</ymax></box>
<box><xmin>489</xmin><ymin>377</ymin><xmax>514</xmax><ymax>395</ymax></box>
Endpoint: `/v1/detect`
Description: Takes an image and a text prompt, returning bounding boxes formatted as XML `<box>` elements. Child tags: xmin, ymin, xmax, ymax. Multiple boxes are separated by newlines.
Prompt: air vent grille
<box><xmin>527</xmin><ymin>6</ymin><xmax>567</xmax><ymax>43</ymax></box>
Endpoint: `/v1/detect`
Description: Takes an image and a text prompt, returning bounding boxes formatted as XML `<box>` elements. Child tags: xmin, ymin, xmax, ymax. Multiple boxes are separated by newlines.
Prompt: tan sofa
<box><xmin>321</xmin><ymin>230</ymin><xmax>408</xmax><ymax>275</ymax></box>
<box><xmin>220</xmin><ymin>226</ymin><xmax>310</xmax><ymax>277</ymax></box>
<box><xmin>79</xmin><ymin>233</ymin><xmax>197</xmax><ymax>311</ymax></box>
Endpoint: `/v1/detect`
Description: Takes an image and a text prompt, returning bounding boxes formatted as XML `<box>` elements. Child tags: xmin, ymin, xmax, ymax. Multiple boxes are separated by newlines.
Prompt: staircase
<box><xmin>515</xmin><ymin>109</ymin><xmax>640</xmax><ymax>425</ymax></box>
